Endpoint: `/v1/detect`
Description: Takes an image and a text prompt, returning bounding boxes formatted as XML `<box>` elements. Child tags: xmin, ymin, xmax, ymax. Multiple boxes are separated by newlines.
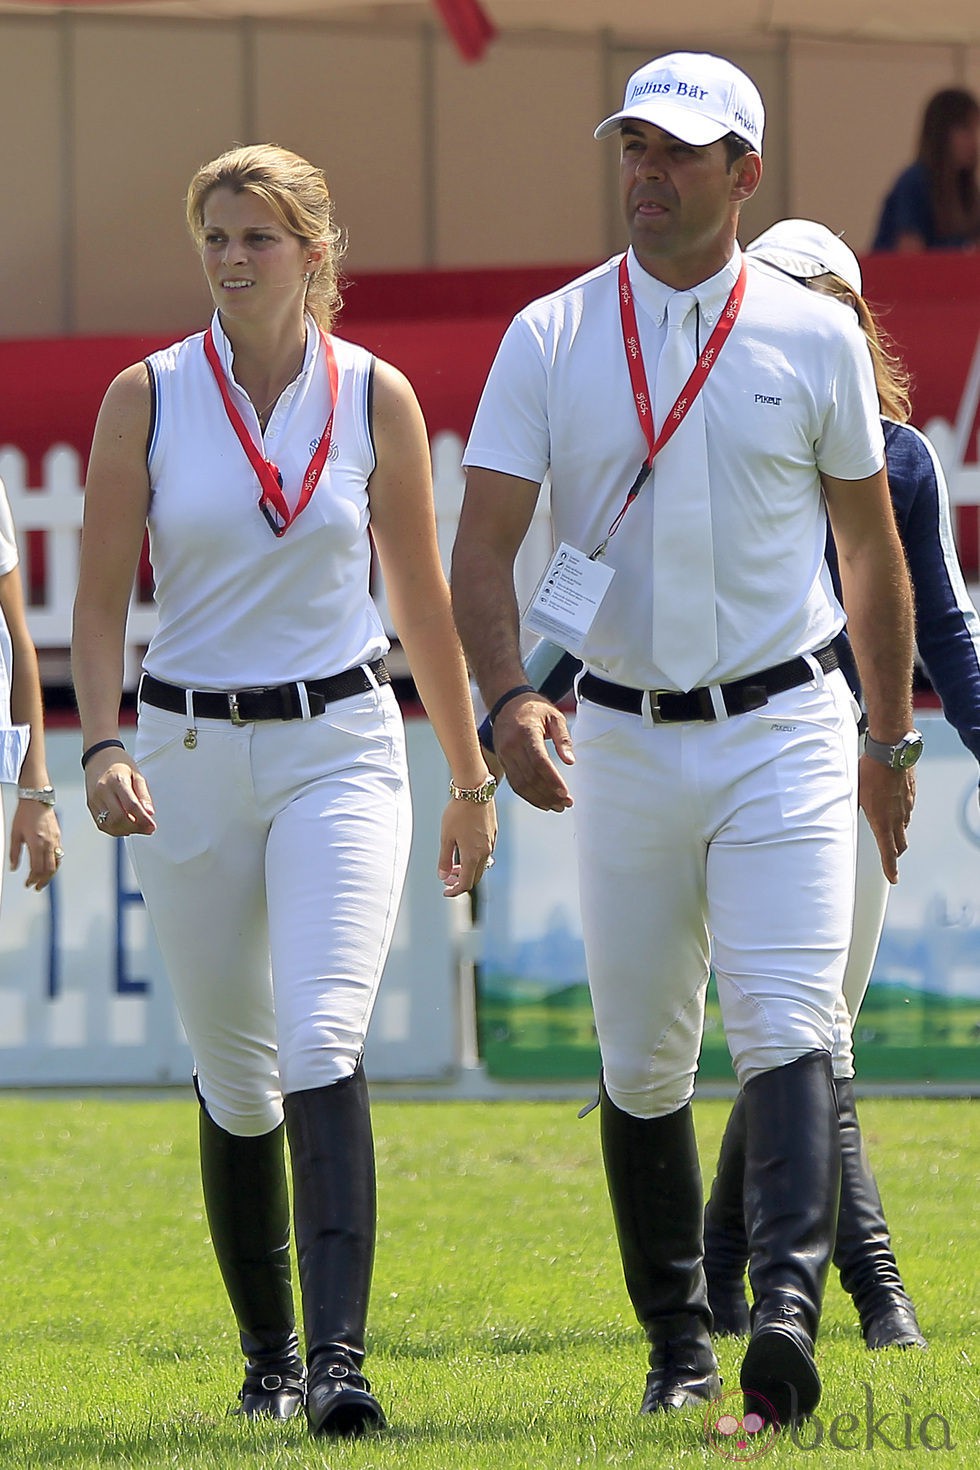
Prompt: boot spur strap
<box><xmin>243</xmin><ymin>1369</ymin><xmax>306</xmax><ymax>1393</ymax></box>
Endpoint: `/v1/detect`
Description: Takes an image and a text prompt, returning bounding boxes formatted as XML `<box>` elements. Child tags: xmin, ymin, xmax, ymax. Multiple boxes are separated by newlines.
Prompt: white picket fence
<box><xmin>0</xmin><ymin>433</ymin><xmax>556</xmax><ymax>689</ymax></box>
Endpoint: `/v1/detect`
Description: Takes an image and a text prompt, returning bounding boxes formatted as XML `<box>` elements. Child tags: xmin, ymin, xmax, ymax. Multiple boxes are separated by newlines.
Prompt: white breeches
<box><xmin>128</xmin><ymin>685</ymin><xmax>412</xmax><ymax>1136</ymax></box>
<box><xmin>572</xmin><ymin>670</ymin><xmax>860</xmax><ymax>1118</ymax></box>
<box><xmin>831</xmin><ymin>806</ymin><xmax>891</xmax><ymax>1079</ymax></box>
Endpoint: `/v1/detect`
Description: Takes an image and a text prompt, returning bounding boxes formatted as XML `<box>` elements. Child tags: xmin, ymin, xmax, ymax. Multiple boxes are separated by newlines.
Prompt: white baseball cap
<box><xmin>746</xmin><ymin>219</ymin><xmax>863</xmax><ymax>295</ymax></box>
<box><xmin>594</xmin><ymin>52</ymin><xmax>765</xmax><ymax>155</ymax></box>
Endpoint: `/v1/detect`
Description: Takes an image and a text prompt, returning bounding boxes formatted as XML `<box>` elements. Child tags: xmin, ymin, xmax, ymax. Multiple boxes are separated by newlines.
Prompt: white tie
<box><xmin>650</xmin><ymin>290</ymin><xmax>718</xmax><ymax>690</ymax></box>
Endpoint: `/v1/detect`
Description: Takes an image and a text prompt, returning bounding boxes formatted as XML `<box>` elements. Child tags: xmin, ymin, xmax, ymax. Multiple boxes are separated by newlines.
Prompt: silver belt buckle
<box><xmin>227</xmin><ymin>692</ymin><xmax>246</xmax><ymax>726</ymax></box>
<box><xmin>646</xmin><ymin>690</ymin><xmax>668</xmax><ymax>724</ymax></box>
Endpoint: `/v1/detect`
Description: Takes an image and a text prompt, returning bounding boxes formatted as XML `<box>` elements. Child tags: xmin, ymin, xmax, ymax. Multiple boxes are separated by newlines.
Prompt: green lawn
<box><xmin>0</xmin><ymin>1093</ymin><xmax>975</xmax><ymax>1467</ymax></box>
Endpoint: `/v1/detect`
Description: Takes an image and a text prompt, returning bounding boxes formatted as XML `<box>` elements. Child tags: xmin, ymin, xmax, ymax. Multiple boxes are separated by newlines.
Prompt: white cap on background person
<box><xmin>595</xmin><ymin>51</ymin><xmax>765</xmax><ymax>155</ymax></box>
<box><xmin>746</xmin><ymin>219</ymin><xmax>863</xmax><ymax>295</ymax></box>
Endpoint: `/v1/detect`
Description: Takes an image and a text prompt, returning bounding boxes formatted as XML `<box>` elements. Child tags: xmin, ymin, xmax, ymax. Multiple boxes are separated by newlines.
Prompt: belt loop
<box><xmin>184</xmin><ymin>686</ymin><xmax>198</xmax><ymax>750</ymax></box>
<box><xmin>801</xmin><ymin>651</ymin><xmax>826</xmax><ymax>686</ymax></box>
<box><xmin>706</xmin><ymin>684</ymin><xmax>729</xmax><ymax>722</ymax></box>
<box><xmin>137</xmin><ymin>671</ymin><xmax>147</xmax><ymax>708</ymax></box>
<box><xmin>640</xmin><ymin>690</ymin><xmax>656</xmax><ymax>728</ymax></box>
<box><xmin>296</xmin><ymin>680</ymin><xmax>312</xmax><ymax>720</ymax></box>
<box><xmin>363</xmin><ymin>661</ymin><xmax>382</xmax><ymax>693</ymax></box>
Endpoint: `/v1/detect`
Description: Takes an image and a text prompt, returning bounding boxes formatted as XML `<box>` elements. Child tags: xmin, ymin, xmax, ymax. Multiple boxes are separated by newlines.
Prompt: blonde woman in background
<box><xmin>703</xmin><ymin>218</ymin><xmax>980</xmax><ymax>1352</ymax></box>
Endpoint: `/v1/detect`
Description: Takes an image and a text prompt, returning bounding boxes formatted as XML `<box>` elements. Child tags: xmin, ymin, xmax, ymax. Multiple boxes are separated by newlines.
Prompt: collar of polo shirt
<box><xmin>624</xmin><ymin>244</ymin><xmax>743</xmax><ymax>329</ymax></box>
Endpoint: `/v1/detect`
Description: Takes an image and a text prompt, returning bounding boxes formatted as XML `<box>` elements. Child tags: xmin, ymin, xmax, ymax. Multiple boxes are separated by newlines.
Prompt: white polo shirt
<box><xmin>144</xmin><ymin>314</ymin><xmax>389</xmax><ymax>689</ymax></box>
<box><xmin>463</xmin><ymin>246</ymin><xmax>885</xmax><ymax>690</ymax></box>
<box><xmin>0</xmin><ymin>479</ymin><xmax>19</xmax><ymax>731</ymax></box>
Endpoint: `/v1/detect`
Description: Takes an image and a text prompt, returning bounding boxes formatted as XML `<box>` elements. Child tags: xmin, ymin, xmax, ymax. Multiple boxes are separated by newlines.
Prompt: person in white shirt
<box><xmin>0</xmin><ymin>478</ymin><xmax>62</xmax><ymax>892</ymax></box>
<box><xmin>72</xmin><ymin>143</ymin><xmax>496</xmax><ymax>1440</ymax></box>
<box><xmin>451</xmin><ymin>55</ymin><xmax>916</xmax><ymax>1431</ymax></box>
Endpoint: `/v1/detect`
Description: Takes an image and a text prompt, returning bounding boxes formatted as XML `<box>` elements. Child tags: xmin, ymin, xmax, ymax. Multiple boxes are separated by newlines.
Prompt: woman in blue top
<box><xmin>703</xmin><ymin>219</ymin><xmax>980</xmax><ymax>1353</ymax></box>
<box><xmin>873</xmin><ymin>88</ymin><xmax>980</xmax><ymax>251</ymax></box>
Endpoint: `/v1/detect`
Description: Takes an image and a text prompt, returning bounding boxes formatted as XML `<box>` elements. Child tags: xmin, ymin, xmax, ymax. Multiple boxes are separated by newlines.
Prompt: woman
<box><xmin>71</xmin><ymin>144</ymin><xmax>496</xmax><ymax>1439</ymax></box>
<box><xmin>702</xmin><ymin>218</ymin><xmax>980</xmax><ymax>1350</ymax></box>
<box><xmin>0</xmin><ymin>477</ymin><xmax>62</xmax><ymax>892</ymax></box>
<box><xmin>872</xmin><ymin>88</ymin><xmax>980</xmax><ymax>251</ymax></box>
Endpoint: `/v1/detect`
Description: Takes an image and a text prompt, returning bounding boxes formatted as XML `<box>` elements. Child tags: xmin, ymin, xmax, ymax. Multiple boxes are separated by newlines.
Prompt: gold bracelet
<box><xmin>449</xmin><ymin>775</ymin><xmax>498</xmax><ymax>804</ymax></box>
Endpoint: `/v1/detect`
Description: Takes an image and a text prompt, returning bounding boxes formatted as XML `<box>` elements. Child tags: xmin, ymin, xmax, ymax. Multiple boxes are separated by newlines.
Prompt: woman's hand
<box><xmin>438</xmin><ymin>797</ymin><xmax>497</xmax><ymax>897</ymax></box>
<box><xmin>9</xmin><ymin>799</ymin><xmax>63</xmax><ymax>891</ymax></box>
<box><xmin>85</xmin><ymin>751</ymin><xmax>157</xmax><ymax>837</ymax></box>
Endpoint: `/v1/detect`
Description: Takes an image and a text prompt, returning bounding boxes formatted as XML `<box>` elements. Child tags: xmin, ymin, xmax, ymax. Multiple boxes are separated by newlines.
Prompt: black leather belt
<box><xmin>139</xmin><ymin>659</ymin><xmax>390</xmax><ymax>724</ymax></box>
<box><xmin>578</xmin><ymin>644</ymin><xmax>839</xmax><ymax>723</ymax></box>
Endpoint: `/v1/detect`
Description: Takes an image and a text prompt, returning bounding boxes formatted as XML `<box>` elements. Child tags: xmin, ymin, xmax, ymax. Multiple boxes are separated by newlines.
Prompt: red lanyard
<box><xmin>203</xmin><ymin>324</ymin><xmax>339</xmax><ymax>537</ymax></box>
<box><xmin>595</xmin><ymin>256</ymin><xmax>747</xmax><ymax>553</ymax></box>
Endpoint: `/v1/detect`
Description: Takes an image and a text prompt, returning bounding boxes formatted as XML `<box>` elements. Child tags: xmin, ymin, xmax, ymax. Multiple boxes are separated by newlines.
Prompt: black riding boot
<box><xmin>600</xmin><ymin>1083</ymin><xmax>720</xmax><ymax>1413</ymax></box>
<box><xmin>702</xmin><ymin>1093</ymin><xmax>751</xmax><ymax>1336</ymax></box>
<box><xmin>740</xmin><ymin>1052</ymin><xmax>840</xmax><ymax>1429</ymax></box>
<box><xmin>833</xmin><ymin>1078</ymin><xmax>927</xmax><ymax>1349</ymax></box>
<box><xmin>198</xmin><ymin>1102</ymin><xmax>305</xmax><ymax>1419</ymax></box>
<box><xmin>283</xmin><ymin>1063</ymin><xmax>386</xmax><ymax>1438</ymax></box>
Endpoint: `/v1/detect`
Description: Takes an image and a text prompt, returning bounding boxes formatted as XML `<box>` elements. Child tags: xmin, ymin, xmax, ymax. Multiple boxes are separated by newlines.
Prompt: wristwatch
<box><xmin>449</xmin><ymin>775</ymin><xmax>498</xmax><ymax>803</ymax></box>
<box><xmin>863</xmin><ymin>730</ymin><xmax>924</xmax><ymax>770</ymax></box>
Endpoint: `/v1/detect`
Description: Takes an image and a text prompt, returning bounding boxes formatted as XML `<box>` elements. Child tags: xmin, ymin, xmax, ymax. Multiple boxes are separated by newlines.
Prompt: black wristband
<box><xmin>488</xmin><ymin>684</ymin><xmax>535</xmax><ymax>726</ymax></box>
<box><xmin>81</xmin><ymin>738</ymin><xmax>126</xmax><ymax>770</ymax></box>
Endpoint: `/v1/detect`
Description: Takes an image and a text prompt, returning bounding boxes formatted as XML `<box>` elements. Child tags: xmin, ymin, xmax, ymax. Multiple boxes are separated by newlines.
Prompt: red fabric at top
<box><xmin>431</xmin><ymin>0</ymin><xmax>496</xmax><ymax>62</ymax></box>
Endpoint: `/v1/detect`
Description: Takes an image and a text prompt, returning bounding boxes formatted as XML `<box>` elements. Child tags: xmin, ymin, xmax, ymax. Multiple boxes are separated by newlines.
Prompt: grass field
<box><xmin>0</xmin><ymin>1092</ymin><xmax>975</xmax><ymax>1468</ymax></box>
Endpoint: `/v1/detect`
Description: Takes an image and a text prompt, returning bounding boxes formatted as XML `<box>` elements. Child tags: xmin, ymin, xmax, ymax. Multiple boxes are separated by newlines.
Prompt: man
<box><xmin>451</xmin><ymin>53</ymin><xmax>918</xmax><ymax>1429</ymax></box>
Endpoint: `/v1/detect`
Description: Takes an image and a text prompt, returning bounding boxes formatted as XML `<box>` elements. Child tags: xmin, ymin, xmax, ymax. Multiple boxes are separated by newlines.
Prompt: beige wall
<box><xmin>2</xmin><ymin>14</ymin><xmax>978</xmax><ymax>339</ymax></box>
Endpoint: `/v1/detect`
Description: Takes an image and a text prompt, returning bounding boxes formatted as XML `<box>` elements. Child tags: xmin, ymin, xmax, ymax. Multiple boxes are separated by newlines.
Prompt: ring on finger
<box><xmin>54</xmin><ymin>847</ymin><xmax>65</xmax><ymax>861</ymax></box>
<box><xmin>96</xmin><ymin>810</ymin><xmax>110</xmax><ymax>826</ymax></box>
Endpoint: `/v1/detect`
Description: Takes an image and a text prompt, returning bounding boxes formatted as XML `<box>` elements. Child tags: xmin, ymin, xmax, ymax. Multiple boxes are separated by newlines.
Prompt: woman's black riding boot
<box><xmin>599</xmin><ymin>1082</ymin><xmax>720</xmax><ymax>1413</ymax></box>
<box><xmin>702</xmin><ymin>1093</ymin><xmax>751</xmax><ymax>1336</ymax></box>
<box><xmin>739</xmin><ymin>1051</ymin><xmax>840</xmax><ymax>1429</ymax></box>
<box><xmin>198</xmin><ymin>1101</ymin><xmax>305</xmax><ymax>1419</ymax></box>
<box><xmin>832</xmin><ymin>1078</ymin><xmax>927</xmax><ymax>1349</ymax></box>
<box><xmin>283</xmin><ymin>1062</ymin><xmax>386</xmax><ymax>1438</ymax></box>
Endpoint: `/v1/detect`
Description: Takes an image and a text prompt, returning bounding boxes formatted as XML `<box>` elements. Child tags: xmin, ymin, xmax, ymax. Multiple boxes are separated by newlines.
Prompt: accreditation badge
<box><xmin>522</xmin><ymin>542</ymin><xmax>614</xmax><ymax>654</ymax></box>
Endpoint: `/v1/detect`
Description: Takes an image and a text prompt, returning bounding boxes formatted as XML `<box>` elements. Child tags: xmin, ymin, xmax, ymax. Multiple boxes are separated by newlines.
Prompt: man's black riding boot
<box><xmin>740</xmin><ymin>1052</ymin><xmax>840</xmax><ymax>1430</ymax></box>
<box><xmin>702</xmin><ymin>1093</ymin><xmax>751</xmax><ymax>1336</ymax></box>
<box><xmin>284</xmin><ymin>1062</ymin><xmax>386</xmax><ymax>1439</ymax></box>
<box><xmin>833</xmin><ymin>1077</ymin><xmax>927</xmax><ymax>1349</ymax></box>
<box><xmin>600</xmin><ymin>1083</ymin><xmax>720</xmax><ymax>1414</ymax></box>
<box><xmin>198</xmin><ymin>1102</ymin><xmax>305</xmax><ymax>1419</ymax></box>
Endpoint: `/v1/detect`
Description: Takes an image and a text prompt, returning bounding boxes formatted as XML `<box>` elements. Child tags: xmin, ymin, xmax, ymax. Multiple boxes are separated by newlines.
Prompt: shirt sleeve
<box><xmin>894</xmin><ymin>424</ymin><xmax>980</xmax><ymax>770</ymax></box>
<box><xmin>462</xmin><ymin>314</ymin><xmax>551</xmax><ymax>485</ymax></box>
<box><xmin>0</xmin><ymin>480</ymin><xmax>20</xmax><ymax>577</ymax></box>
<box><xmin>813</xmin><ymin>317</ymin><xmax>886</xmax><ymax>482</ymax></box>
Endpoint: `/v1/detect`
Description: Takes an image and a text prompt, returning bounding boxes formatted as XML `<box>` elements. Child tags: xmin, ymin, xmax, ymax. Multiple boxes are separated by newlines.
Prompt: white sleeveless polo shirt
<box><xmin>144</xmin><ymin>314</ymin><xmax>388</xmax><ymax>689</ymax></box>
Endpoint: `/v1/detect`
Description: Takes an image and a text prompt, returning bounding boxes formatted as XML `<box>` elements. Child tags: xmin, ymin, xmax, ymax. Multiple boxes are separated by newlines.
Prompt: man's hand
<box><xmin>858</xmin><ymin>754</ymin><xmax>914</xmax><ymax>883</ymax></box>
<box><xmin>492</xmin><ymin>693</ymin><xmax>574</xmax><ymax>812</ymax></box>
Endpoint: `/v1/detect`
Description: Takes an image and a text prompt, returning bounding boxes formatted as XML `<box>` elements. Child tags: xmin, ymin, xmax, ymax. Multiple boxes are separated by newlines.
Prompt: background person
<box><xmin>0</xmin><ymin>476</ymin><xmax>62</xmax><ymax>894</ymax></box>
<box><xmin>872</xmin><ymin>88</ymin><xmax>980</xmax><ymax>251</ymax></box>
<box><xmin>452</xmin><ymin>53</ymin><xmax>916</xmax><ymax>1431</ymax></box>
<box><xmin>71</xmin><ymin>143</ymin><xmax>495</xmax><ymax>1440</ymax></box>
<box><xmin>703</xmin><ymin>218</ymin><xmax>980</xmax><ymax>1353</ymax></box>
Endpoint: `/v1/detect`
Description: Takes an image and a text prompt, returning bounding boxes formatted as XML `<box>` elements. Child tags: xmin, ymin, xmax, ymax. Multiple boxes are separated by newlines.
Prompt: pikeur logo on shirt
<box><xmin>754</xmin><ymin>394</ymin><xmax>782</xmax><ymax>405</ymax></box>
